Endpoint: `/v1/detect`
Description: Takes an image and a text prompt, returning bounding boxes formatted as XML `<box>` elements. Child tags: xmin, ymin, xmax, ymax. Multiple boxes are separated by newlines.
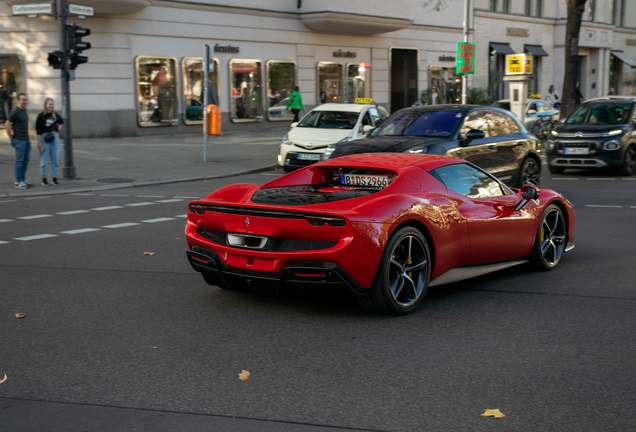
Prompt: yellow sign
<box><xmin>355</xmin><ymin>98</ymin><xmax>373</xmax><ymax>104</ymax></box>
<box><xmin>524</xmin><ymin>55</ymin><xmax>533</xmax><ymax>74</ymax></box>
<box><xmin>506</xmin><ymin>54</ymin><xmax>524</xmax><ymax>75</ymax></box>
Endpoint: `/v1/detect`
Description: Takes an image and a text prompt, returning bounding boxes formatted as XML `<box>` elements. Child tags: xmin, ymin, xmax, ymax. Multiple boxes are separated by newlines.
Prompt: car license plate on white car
<box><xmin>297</xmin><ymin>153</ymin><xmax>321</xmax><ymax>160</ymax></box>
<box><xmin>341</xmin><ymin>174</ymin><xmax>389</xmax><ymax>188</ymax></box>
<box><xmin>564</xmin><ymin>147</ymin><xmax>589</xmax><ymax>155</ymax></box>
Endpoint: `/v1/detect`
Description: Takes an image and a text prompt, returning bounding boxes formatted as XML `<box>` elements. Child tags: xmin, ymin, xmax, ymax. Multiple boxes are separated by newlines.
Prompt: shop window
<box><xmin>0</xmin><ymin>55</ymin><xmax>25</xmax><ymax>128</ymax></box>
<box><xmin>429</xmin><ymin>66</ymin><xmax>462</xmax><ymax>104</ymax></box>
<box><xmin>230</xmin><ymin>59</ymin><xmax>263</xmax><ymax>123</ymax></box>
<box><xmin>266</xmin><ymin>61</ymin><xmax>296</xmax><ymax>122</ymax></box>
<box><xmin>317</xmin><ymin>62</ymin><xmax>342</xmax><ymax>104</ymax></box>
<box><xmin>136</xmin><ymin>56</ymin><xmax>178</xmax><ymax>127</ymax></box>
<box><xmin>182</xmin><ymin>57</ymin><xmax>219</xmax><ymax>125</ymax></box>
<box><xmin>343</xmin><ymin>63</ymin><xmax>371</xmax><ymax>103</ymax></box>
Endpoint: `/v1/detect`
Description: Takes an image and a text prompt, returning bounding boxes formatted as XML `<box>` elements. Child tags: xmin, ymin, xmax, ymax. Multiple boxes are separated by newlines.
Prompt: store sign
<box><xmin>626</xmin><ymin>39</ymin><xmax>636</xmax><ymax>46</ymax></box>
<box><xmin>439</xmin><ymin>55</ymin><xmax>456</xmax><ymax>62</ymax></box>
<box><xmin>506</xmin><ymin>27</ymin><xmax>529</xmax><ymax>37</ymax></box>
<box><xmin>456</xmin><ymin>42</ymin><xmax>474</xmax><ymax>74</ymax></box>
<box><xmin>333</xmin><ymin>50</ymin><xmax>356</xmax><ymax>58</ymax></box>
<box><xmin>12</xmin><ymin>3</ymin><xmax>54</xmax><ymax>15</ymax></box>
<box><xmin>214</xmin><ymin>44</ymin><xmax>240</xmax><ymax>54</ymax></box>
<box><xmin>69</xmin><ymin>4</ymin><xmax>94</xmax><ymax>16</ymax></box>
<box><xmin>506</xmin><ymin>54</ymin><xmax>532</xmax><ymax>75</ymax></box>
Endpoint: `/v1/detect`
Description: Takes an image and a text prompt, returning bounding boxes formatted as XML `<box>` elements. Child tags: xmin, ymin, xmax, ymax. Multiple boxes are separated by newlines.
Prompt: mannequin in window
<box><xmin>1</xmin><ymin>68</ymin><xmax>17</xmax><ymax>122</ymax></box>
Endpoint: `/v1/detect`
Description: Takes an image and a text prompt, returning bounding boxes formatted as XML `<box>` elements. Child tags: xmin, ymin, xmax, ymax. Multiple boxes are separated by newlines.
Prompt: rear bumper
<box><xmin>187</xmin><ymin>246</ymin><xmax>367</xmax><ymax>295</ymax></box>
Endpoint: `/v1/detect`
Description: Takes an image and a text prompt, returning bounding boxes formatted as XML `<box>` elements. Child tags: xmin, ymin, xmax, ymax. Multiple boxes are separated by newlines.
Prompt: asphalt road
<box><xmin>1</xmin><ymin>168</ymin><xmax>636</xmax><ymax>432</ymax></box>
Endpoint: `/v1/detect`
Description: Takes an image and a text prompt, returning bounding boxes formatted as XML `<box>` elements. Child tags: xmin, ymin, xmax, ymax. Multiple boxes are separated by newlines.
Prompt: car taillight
<box><xmin>304</xmin><ymin>215</ymin><xmax>346</xmax><ymax>227</ymax></box>
<box><xmin>189</xmin><ymin>204</ymin><xmax>207</xmax><ymax>214</ymax></box>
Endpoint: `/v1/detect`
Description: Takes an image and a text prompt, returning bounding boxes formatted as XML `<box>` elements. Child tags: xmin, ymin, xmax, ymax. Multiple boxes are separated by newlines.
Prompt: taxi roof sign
<box><xmin>355</xmin><ymin>98</ymin><xmax>373</xmax><ymax>104</ymax></box>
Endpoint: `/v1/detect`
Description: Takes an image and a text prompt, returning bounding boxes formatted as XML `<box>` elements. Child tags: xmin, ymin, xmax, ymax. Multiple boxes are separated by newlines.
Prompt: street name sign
<box><xmin>456</xmin><ymin>42</ymin><xmax>475</xmax><ymax>75</ymax></box>
<box><xmin>69</xmin><ymin>4</ymin><xmax>94</xmax><ymax>16</ymax></box>
<box><xmin>12</xmin><ymin>3</ymin><xmax>54</xmax><ymax>15</ymax></box>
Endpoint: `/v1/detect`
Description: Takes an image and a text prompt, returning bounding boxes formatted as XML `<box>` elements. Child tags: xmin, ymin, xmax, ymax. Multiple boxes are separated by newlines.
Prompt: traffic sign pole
<box><xmin>462</xmin><ymin>0</ymin><xmax>469</xmax><ymax>104</ymax></box>
<box><xmin>58</xmin><ymin>0</ymin><xmax>75</xmax><ymax>179</ymax></box>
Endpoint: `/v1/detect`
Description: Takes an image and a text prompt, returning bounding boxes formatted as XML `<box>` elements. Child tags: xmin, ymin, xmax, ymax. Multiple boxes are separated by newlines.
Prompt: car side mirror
<box><xmin>559</xmin><ymin>118</ymin><xmax>566</xmax><ymax>123</ymax></box>
<box><xmin>516</xmin><ymin>184</ymin><xmax>541</xmax><ymax>211</ymax></box>
<box><xmin>527</xmin><ymin>109</ymin><xmax>537</xmax><ymax>115</ymax></box>
<box><xmin>362</xmin><ymin>125</ymin><xmax>374</xmax><ymax>133</ymax></box>
<box><xmin>460</xmin><ymin>128</ymin><xmax>485</xmax><ymax>147</ymax></box>
<box><xmin>290</xmin><ymin>122</ymin><xmax>298</xmax><ymax>128</ymax></box>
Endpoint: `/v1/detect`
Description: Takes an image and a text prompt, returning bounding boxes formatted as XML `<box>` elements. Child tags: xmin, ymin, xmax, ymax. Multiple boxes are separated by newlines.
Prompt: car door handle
<box><xmin>488</xmin><ymin>144</ymin><xmax>496</xmax><ymax>150</ymax></box>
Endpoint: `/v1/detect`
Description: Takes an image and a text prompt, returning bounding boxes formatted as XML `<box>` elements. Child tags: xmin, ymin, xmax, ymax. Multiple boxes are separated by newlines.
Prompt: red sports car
<box><xmin>186</xmin><ymin>154</ymin><xmax>575</xmax><ymax>315</ymax></box>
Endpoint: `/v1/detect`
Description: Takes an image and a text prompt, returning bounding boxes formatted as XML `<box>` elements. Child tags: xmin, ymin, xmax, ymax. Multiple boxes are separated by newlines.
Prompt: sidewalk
<box><xmin>0</xmin><ymin>129</ymin><xmax>287</xmax><ymax>198</ymax></box>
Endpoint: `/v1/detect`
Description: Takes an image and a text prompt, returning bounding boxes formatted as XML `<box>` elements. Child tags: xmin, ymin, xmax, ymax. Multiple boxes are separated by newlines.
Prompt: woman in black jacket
<box><xmin>36</xmin><ymin>97</ymin><xmax>64</xmax><ymax>186</ymax></box>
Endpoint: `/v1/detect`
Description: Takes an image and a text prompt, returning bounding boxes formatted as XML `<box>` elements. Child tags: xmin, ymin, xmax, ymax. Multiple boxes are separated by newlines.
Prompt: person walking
<box><xmin>5</xmin><ymin>93</ymin><xmax>32</xmax><ymax>189</ymax></box>
<box><xmin>286</xmin><ymin>86</ymin><xmax>304</xmax><ymax>122</ymax></box>
<box><xmin>545</xmin><ymin>85</ymin><xmax>559</xmax><ymax>105</ymax></box>
<box><xmin>427</xmin><ymin>86</ymin><xmax>442</xmax><ymax>105</ymax></box>
<box><xmin>575</xmin><ymin>83</ymin><xmax>584</xmax><ymax>107</ymax></box>
<box><xmin>35</xmin><ymin>97</ymin><xmax>63</xmax><ymax>186</ymax></box>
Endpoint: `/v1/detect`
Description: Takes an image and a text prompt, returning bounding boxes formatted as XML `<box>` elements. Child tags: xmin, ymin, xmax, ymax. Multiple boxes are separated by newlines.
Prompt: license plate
<box><xmin>340</xmin><ymin>174</ymin><xmax>389</xmax><ymax>188</ymax></box>
<box><xmin>297</xmin><ymin>153</ymin><xmax>321</xmax><ymax>160</ymax></box>
<box><xmin>564</xmin><ymin>147</ymin><xmax>589</xmax><ymax>155</ymax></box>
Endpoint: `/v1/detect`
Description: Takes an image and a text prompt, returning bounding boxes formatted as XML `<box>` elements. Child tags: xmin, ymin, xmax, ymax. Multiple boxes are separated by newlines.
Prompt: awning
<box><xmin>611</xmin><ymin>51</ymin><xmax>636</xmax><ymax>69</ymax></box>
<box><xmin>525</xmin><ymin>45</ymin><xmax>549</xmax><ymax>57</ymax></box>
<box><xmin>489</xmin><ymin>43</ymin><xmax>515</xmax><ymax>55</ymax></box>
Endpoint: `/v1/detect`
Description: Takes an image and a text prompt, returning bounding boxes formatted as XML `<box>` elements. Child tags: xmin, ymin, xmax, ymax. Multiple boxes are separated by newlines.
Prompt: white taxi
<box><xmin>278</xmin><ymin>101</ymin><xmax>388</xmax><ymax>172</ymax></box>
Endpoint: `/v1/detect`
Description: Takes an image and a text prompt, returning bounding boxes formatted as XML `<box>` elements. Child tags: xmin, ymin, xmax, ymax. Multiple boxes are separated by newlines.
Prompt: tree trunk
<box><xmin>561</xmin><ymin>0</ymin><xmax>588</xmax><ymax>118</ymax></box>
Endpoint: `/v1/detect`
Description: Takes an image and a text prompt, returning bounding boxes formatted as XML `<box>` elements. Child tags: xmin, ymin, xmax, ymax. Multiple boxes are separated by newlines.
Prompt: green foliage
<box><xmin>466</xmin><ymin>87</ymin><xmax>491</xmax><ymax>105</ymax></box>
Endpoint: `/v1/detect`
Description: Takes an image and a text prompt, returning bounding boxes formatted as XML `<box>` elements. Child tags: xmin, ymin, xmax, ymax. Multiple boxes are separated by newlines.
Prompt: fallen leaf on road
<box><xmin>481</xmin><ymin>409</ymin><xmax>505</xmax><ymax>418</ymax></box>
<box><xmin>0</xmin><ymin>374</ymin><xmax>6</xmax><ymax>384</ymax></box>
<box><xmin>15</xmin><ymin>313</ymin><xmax>26</xmax><ymax>319</ymax></box>
<box><xmin>238</xmin><ymin>370</ymin><xmax>250</xmax><ymax>382</ymax></box>
<box><xmin>143</xmin><ymin>252</ymin><xmax>156</xmax><ymax>255</ymax></box>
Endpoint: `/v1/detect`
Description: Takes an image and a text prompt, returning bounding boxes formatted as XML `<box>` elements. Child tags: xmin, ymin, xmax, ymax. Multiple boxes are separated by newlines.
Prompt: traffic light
<box><xmin>47</xmin><ymin>50</ymin><xmax>64</xmax><ymax>69</ymax></box>
<box><xmin>66</xmin><ymin>24</ymin><xmax>91</xmax><ymax>69</ymax></box>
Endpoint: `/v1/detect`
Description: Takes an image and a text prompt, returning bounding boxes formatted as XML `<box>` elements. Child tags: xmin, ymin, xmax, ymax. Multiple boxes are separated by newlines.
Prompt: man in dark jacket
<box><xmin>5</xmin><ymin>93</ymin><xmax>32</xmax><ymax>188</ymax></box>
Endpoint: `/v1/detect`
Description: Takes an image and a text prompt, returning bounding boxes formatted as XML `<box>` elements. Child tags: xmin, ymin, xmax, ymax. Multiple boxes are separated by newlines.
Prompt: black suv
<box><xmin>547</xmin><ymin>96</ymin><xmax>636</xmax><ymax>175</ymax></box>
<box><xmin>325</xmin><ymin>105</ymin><xmax>542</xmax><ymax>188</ymax></box>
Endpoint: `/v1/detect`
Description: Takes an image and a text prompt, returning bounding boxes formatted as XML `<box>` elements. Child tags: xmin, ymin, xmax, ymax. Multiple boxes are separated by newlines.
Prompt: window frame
<box><xmin>266</xmin><ymin>60</ymin><xmax>297</xmax><ymax>122</ymax></box>
<box><xmin>135</xmin><ymin>55</ymin><xmax>179</xmax><ymax>128</ymax></box>
<box><xmin>0</xmin><ymin>54</ymin><xmax>27</xmax><ymax>130</ymax></box>
<box><xmin>316</xmin><ymin>61</ymin><xmax>343</xmax><ymax>105</ymax></box>
<box><xmin>432</xmin><ymin>162</ymin><xmax>514</xmax><ymax>198</ymax></box>
<box><xmin>181</xmin><ymin>56</ymin><xmax>220</xmax><ymax>126</ymax></box>
<box><xmin>229</xmin><ymin>58</ymin><xmax>264</xmax><ymax>124</ymax></box>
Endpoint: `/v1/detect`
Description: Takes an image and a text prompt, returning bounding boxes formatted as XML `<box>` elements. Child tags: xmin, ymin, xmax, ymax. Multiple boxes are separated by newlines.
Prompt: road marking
<box><xmin>102</xmin><ymin>222</ymin><xmax>141</xmax><ymax>229</ymax></box>
<box><xmin>552</xmin><ymin>178</ymin><xmax>579</xmax><ymax>180</ymax></box>
<box><xmin>587</xmin><ymin>178</ymin><xmax>615</xmax><ymax>181</ymax></box>
<box><xmin>175</xmin><ymin>214</ymin><xmax>187</xmax><ymax>218</ymax></box>
<box><xmin>0</xmin><ymin>200</ymin><xmax>18</xmax><ymax>203</ymax></box>
<box><xmin>173</xmin><ymin>196</ymin><xmax>199</xmax><ymax>199</ymax></box>
<box><xmin>24</xmin><ymin>196</ymin><xmax>51</xmax><ymax>200</ymax></box>
<box><xmin>0</xmin><ymin>240</ymin><xmax>10</xmax><ymax>244</ymax></box>
<box><xmin>101</xmin><ymin>194</ymin><xmax>129</xmax><ymax>196</ymax></box>
<box><xmin>61</xmin><ymin>228</ymin><xmax>101</xmax><ymax>234</ymax></box>
<box><xmin>126</xmin><ymin>202</ymin><xmax>155</xmax><ymax>207</ymax></box>
<box><xmin>631</xmin><ymin>206</ymin><xmax>636</xmax><ymax>209</ymax></box>
<box><xmin>0</xmin><ymin>219</ymin><xmax>13</xmax><ymax>223</ymax></box>
<box><xmin>141</xmin><ymin>217</ymin><xmax>176</xmax><ymax>223</ymax></box>
<box><xmin>261</xmin><ymin>172</ymin><xmax>282</xmax><ymax>176</ymax></box>
<box><xmin>586</xmin><ymin>205</ymin><xmax>622</xmax><ymax>208</ymax></box>
<box><xmin>157</xmin><ymin>199</ymin><xmax>183</xmax><ymax>203</ymax></box>
<box><xmin>622</xmin><ymin>178</ymin><xmax>636</xmax><ymax>181</ymax></box>
<box><xmin>70</xmin><ymin>193</ymin><xmax>93</xmax><ymax>196</ymax></box>
<box><xmin>91</xmin><ymin>206</ymin><xmax>124</xmax><ymax>211</ymax></box>
<box><xmin>17</xmin><ymin>214</ymin><xmax>54</xmax><ymax>220</ymax></box>
<box><xmin>137</xmin><ymin>195</ymin><xmax>164</xmax><ymax>198</ymax></box>
<box><xmin>15</xmin><ymin>234</ymin><xmax>58</xmax><ymax>241</ymax></box>
<box><xmin>57</xmin><ymin>210</ymin><xmax>90</xmax><ymax>215</ymax></box>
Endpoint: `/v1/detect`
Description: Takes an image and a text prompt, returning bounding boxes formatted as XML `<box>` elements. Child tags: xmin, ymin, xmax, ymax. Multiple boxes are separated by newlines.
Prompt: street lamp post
<box><xmin>462</xmin><ymin>0</ymin><xmax>469</xmax><ymax>104</ymax></box>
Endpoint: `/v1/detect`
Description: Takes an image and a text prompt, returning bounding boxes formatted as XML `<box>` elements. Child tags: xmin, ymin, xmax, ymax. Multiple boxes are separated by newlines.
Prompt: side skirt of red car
<box><xmin>428</xmin><ymin>259</ymin><xmax>529</xmax><ymax>287</ymax></box>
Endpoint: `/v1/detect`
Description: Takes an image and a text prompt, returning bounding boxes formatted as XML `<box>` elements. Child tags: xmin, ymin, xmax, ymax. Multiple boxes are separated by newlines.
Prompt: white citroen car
<box><xmin>278</xmin><ymin>102</ymin><xmax>388</xmax><ymax>172</ymax></box>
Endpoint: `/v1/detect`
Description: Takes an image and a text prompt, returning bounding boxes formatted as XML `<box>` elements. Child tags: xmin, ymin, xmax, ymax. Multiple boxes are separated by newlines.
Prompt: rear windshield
<box><xmin>370</xmin><ymin>110</ymin><xmax>463</xmax><ymax>138</ymax></box>
<box><xmin>297</xmin><ymin>111</ymin><xmax>359</xmax><ymax>129</ymax></box>
<box><xmin>567</xmin><ymin>103</ymin><xmax>633</xmax><ymax>125</ymax></box>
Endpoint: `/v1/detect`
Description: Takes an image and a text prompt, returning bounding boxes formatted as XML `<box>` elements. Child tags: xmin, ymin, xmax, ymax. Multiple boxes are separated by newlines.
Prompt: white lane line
<box><xmin>586</xmin><ymin>205</ymin><xmax>622</xmax><ymax>208</ymax></box>
<box><xmin>173</xmin><ymin>196</ymin><xmax>199</xmax><ymax>199</ymax></box>
<box><xmin>0</xmin><ymin>240</ymin><xmax>10</xmax><ymax>244</ymax></box>
<box><xmin>141</xmin><ymin>217</ymin><xmax>176</xmax><ymax>223</ymax></box>
<box><xmin>126</xmin><ymin>202</ymin><xmax>155</xmax><ymax>207</ymax></box>
<box><xmin>587</xmin><ymin>178</ymin><xmax>616</xmax><ymax>181</ymax></box>
<box><xmin>91</xmin><ymin>206</ymin><xmax>124</xmax><ymax>211</ymax></box>
<box><xmin>15</xmin><ymin>234</ymin><xmax>58</xmax><ymax>241</ymax></box>
<box><xmin>0</xmin><ymin>219</ymin><xmax>13</xmax><ymax>223</ymax></box>
<box><xmin>0</xmin><ymin>200</ymin><xmax>18</xmax><ymax>203</ymax></box>
<box><xmin>137</xmin><ymin>195</ymin><xmax>164</xmax><ymax>198</ymax></box>
<box><xmin>101</xmin><ymin>194</ymin><xmax>129</xmax><ymax>196</ymax></box>
<box><xmin>175</xmin><ymin>214</ymin><xmax>187</xmax><ymax>218</ymax></box>
<box><xmin>551</xmin><ymin>178</ymin><xmax>579</xmax><ymax>180</ymax></box>
<box><xmin>631</xmin><ymin>206</ymin><xmax>636</xmax><ymax>209</ymax></box>
<box><xmin>102</xmin><ymin>222</ymin><xmax>141</xmax><ymax>229</ymax></box>
<box><xmin>24</xmin><ymin>196</ymin><xmax>51</xmax><ymax>200</ymax></box>
<box><xmin>157</xmin><ymin>199</ymin><xmax>183</xmax><ymax>203</ymax></box>
<box><xmin>57</xmin><ymin>210</ymin><xmax>90</xmax><ymax>215</ymax></box>
<box><xmin>17</xmin><ymin>214</ymin><xmax>54</xmax><ymax>220</ymax></box>
<box><xmin>70</xmin><ymin>193</ymin><xmax>93</xmax><ymax>196</ymax></box>
<box><xmin>261</xmin><ymin>173</ymin><xmax>282</xmax><ymax>176</ymax></box>
<box><xmin>622</xmin><ymin>178</ymin><xmax>636</xmax><ymax>181</ymax></box>
<box><xmin>61</xmin><ymin>228</ymin><xmax>101</xmax><ymax>234</ymax></box>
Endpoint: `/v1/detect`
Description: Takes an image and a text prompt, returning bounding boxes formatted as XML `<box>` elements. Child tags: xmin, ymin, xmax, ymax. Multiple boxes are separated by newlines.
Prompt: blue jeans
<box><xmin>40</xmin><ymin>132</ymin><xmax>61</xmax><ymax>178</ymax></box>
<box><xmin>11</xmin><ymin>139</ymin><xmax>31</xmax><ymax>183</ymax></box>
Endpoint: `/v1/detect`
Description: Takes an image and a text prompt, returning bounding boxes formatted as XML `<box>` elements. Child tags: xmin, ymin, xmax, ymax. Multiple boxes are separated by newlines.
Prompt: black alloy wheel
<box><xmin>618</xmin><ymin>146</ymin><xmax>636</xmax><ymax>176</ymax></box>
<box><xmin>359</xmin><ymin>226</ymin><xmax>431</xmax><ymax>315</ymax></box>
<box><xmin>518</xmin><ymin>157</ymin><xmax>541</xmax><ymax>187</ymax></box>
<box><xmin>529</xmin><ymin>204</ymin><xmax>567</xmax><ymax>270</ymax></box>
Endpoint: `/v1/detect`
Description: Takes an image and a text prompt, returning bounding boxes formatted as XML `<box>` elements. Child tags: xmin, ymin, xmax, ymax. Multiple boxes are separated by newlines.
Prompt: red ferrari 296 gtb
<box><xmin>185</xmin><ymin>153</ymin><xmax>575</xmax><ymax>315</ymax></box>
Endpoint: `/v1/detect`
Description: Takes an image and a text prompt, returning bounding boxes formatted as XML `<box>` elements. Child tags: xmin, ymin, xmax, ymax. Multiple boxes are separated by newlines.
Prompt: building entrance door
<box><xmin>390</xmin><ymin>48</ymin><xmax>418</xmax><ymax>112</ymax></box>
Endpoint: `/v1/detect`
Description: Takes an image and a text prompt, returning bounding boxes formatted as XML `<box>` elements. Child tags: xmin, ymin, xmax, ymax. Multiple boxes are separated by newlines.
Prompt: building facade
<box><xmin>1</xmin><ymin>0</ymin><xmax>635</xmax><ymax>138</ymax></box>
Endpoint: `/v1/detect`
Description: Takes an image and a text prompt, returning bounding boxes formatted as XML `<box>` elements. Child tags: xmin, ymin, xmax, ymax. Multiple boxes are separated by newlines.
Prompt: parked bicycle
<box><xmin>529</xmin><ymin>113</ymin><xmax>557</xmax><ymax>143</ymax></box>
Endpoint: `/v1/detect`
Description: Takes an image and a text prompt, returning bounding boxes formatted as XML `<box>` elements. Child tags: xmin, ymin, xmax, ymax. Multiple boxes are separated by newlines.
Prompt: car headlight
<box><xmin>336</xmin><ymin>136</ymin><xmax>354</xmax><ymax>144</ymax></box>
<box><xmin>603</xmin><ymin>140</ymin><xmax>621</xmax><ymax>150</ymax></box>
<box><xmin>407</xmin><ymin>147</ymin><xmax>428</xmax><ymax>154</ymax></box>
<box><xmin>546</xmin><ymin>140</ymin><xmax>555</xmax><ymax>150</ymax></box>
<box><xmin>322</xmin><ymin>144</ymin><xmax>336</xmax><ymax>160</ymax></box>
<box><xmin>604</xmin><ymin>129</ymin><xmax>623</xmax><ymax>137</ymax></box>
<box><xmin>550</xmin><ymin>130</ymin><xmax>558</xmax><ymax>136</ymax></box>
<box><xmin>282</xmin><ymin>134</ymin><xmax>292</xmax><ymax>145</ymax></box>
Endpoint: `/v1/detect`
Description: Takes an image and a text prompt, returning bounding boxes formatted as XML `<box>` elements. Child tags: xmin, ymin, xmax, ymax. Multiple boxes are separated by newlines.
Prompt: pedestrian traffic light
<box><xmin>66</xmin><ymin>24</ymin><xmax>91</xmax><ymax>69</ymax></box>
<box><xmin>47</xmin><ymin>50</ymin><xmax>64</xmax><ymax>69</ymax></box>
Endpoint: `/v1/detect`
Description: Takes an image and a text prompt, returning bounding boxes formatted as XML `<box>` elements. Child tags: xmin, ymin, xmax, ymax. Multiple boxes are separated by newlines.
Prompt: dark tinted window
<box><xmin>298</xmin><ymin>111</ymin><xmax>360</xmax><ymax>129</ymax></box>
<box><xmin>371</xmin><ymin>110</ymin><xmax>463</xmax><ymax>137</ymax></box>
<box><xmin>503</xmin><ymin>112</ymin><xmax>522</xmax><ymax>132</ymax></box>
<box><xmin>432</xmin><ymin>163</ymin><xmax>509</xmax><ymax>198</ymax></box>
<box><xmin>488</xmin><ymin>110</ymin><xmax>515</xmax><ymax>136</ymax></box>
<box><xmin>460</xmin><ymin>110</ymin><xmax>490</xmax><ymax>138</ymax></box>
<box><xmin>567</xmin><ymin>103</ymin><xmax>632</xmax><ymax>125</ymax></box>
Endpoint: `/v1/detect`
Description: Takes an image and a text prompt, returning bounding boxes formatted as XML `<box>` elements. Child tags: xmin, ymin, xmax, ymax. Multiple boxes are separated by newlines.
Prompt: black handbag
<box><xmin>44</xmin><ymin>133</ymin><xmax>55</xmax><ymax>143</ymax></box>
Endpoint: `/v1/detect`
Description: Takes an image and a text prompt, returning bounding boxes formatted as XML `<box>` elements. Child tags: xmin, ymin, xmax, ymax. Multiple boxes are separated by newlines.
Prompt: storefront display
<box><xmin>182</xmin><ymin>57</ymin><xmax>220</xmax><ymax>125</ymax></box>
<box><xmin>0</xmin><ymin>55</ymin><xmax>24</xmax><ymax>127</ymax></box>
<box><xmin>429</xmin><ymin>66</ymin><xmax>462</xmax><ymax>104</ymax></box>
<box><xmin>318</xmin><ymin>62</ymin><xmax>342</xmax><ymax>104</ymax></box>
<box><xmin>230</xmin><ymin>59</ymin><xmax>263</xmax><ymax>122</ymax></box>
<box><xmin>343</xmin><ymin>63</ymin><xmax>371</xmax><ymax>103</ymax></box>
<box><xmin>266</xmin><ymin>61</ymin><xmax>296</xmax><ymax>121</ymax></box>
<box><xmin>136</xmin><ymin>56</ymin><xmax>178</xmax><ymax>127</ymax></box>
